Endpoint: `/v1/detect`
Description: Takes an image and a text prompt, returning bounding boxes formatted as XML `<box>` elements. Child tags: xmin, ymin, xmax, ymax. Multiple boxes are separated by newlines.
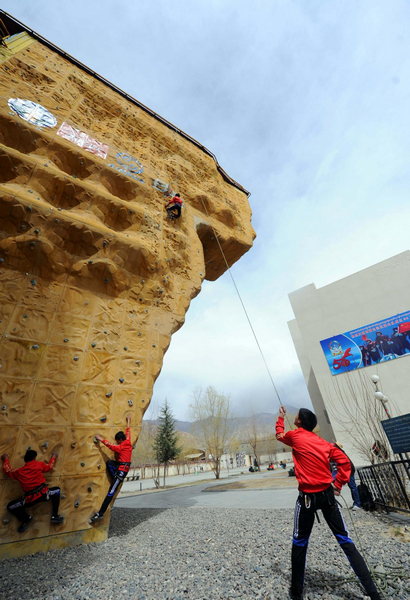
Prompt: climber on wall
<box><xmin>165</xmin><ymin>192</ymin><xmax>183</xmax><ymax>220</ymax></box>
<box><xmin>1</xmin><ymin>450</ymin><xmax>64</xmax><ymax>533</ymax></box>
<box><xmin>90</xmin><ymin>414</ymin><xmax>132</xmax><ymax>523</ymax></box>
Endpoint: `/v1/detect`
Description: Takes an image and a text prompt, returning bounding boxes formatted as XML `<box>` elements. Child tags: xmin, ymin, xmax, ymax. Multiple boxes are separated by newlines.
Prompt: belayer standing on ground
<box><xmin>165</xmin><ymin>192</ymin><xmax>183</xmax><ymax>220</ymax></box>
<box><xmin>91</xmin><ymin>414</ymin><xmax>132</xmax><ymax>523</ymax></box>
<box><xmin>2</xmin><ymin>450</ymin><xmax>63</xmax><ymax>533</ymax></box>
<box><xmin>276</xmin><ymin>406</ymin><xmax>381</xmax><ymax>600</ymax></box>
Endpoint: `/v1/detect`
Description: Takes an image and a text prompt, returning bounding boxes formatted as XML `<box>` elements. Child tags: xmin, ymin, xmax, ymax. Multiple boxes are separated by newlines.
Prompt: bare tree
<box><xmin>325</xmin><ymin>370</ymin><xmax>402</xmax><ymax>463</ymax></box>
<box><xmin>242</xmin><ymin>412</ymin><xmax>263</xmax><ymax>469</ymax></box>
<box><xmin>189</xmin><ymin>386</ymin><xmax>232</xmax><ymax>479</ymax></box>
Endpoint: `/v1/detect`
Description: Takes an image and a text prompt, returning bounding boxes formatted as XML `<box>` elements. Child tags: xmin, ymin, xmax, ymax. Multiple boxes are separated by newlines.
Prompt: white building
<box><xmin>288</xmin><ymin>251</ymin><xmax>410</xmax><ymax>466</ymax></box>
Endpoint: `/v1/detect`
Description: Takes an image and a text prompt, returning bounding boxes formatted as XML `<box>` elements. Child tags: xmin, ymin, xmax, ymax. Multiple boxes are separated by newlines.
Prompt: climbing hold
<box><xmin>58</xmin><ymin>207</ymin><xmax>62</xmax><ymax>211</ymax></box>
<box><xmin>119</xmin><ymin>378</ymin><xmax>124</xmax><ymax>384</ymax></box>
<box><xmin>91</xmin><ymin>342</ymin><xmax>96</xmax><ymax>348</ymax></box>
<box><xmin>31</xmin><ymin>279</ymin><xmax>36</xmax><ymax>286</ymax></box>
<box><xmin>55</xmin><ymin>218</ymin><xmax>60</xmax><ymax>223</ymax></box>
<box><xmin>138</xmin><ymin>332</ymin><xmax>141</xmax><ymax>336</ymax></box>
<box><xmin>29</xmin><ymin>241</ymin><xmax>36</xmax><ymax>248</ymax></box>
<box><xmin>128</xmin><ymin>400</ymin><xmax>133</xmax><ymax>407</ymax></box>
<box><xmin>88</xmin><ymin>486</ymin><xmax>92</xmax><ymax>492</ymax></box>
<box><xmin>34</xmin><ymin>229</ymin><xmax>39</xmax><ymax>234</ymax></box>
<box><xmin>42</xmin><ymin>442</ymin><xmax>49</xmax><ymax>449</ymax></box>
<box><xmin>61</xmin><ymin>495</ymin><xmax>66</xmax><ymax>500</ymax></box>
<box><xmin>74</xmin><ymin>501</ymin><xmax>79</xmax><ymax>508</ymax></box>
<box><xmin>93</xmin><ymin>437</ymin><xmax>98</xmax><ymax>443</ymax></box>
<box><xmin>2</xmin><ymin>405</ymin><xmax>6</xmax><ymax>411</ymax></box>
<box><xmin>104</xmin><ymin>330</ymin><xmax>108</xmax><ymax>334</ymax></box>
<box><xmin>105</xmin><ymin>392</ymin><xmax>112</xmax><ymax>398</ymax></box>
<box><xmin>71</xmin><ymin>442</ymin><xmax>76</xmax><ymax>448</ymax></box>
<box><xmin>98</xmin><ymin>464</ymin><xmax>101</xmax><ymax>469</ymax></box>
<box><xmin>80</xmin><ymin>462</ymin><xmax>85</xmax><ymax>467</ymax></box>
<box><xmin>133</xmin><ymin>371</ymin><xmax>137</xmax><ymax>375</ymax></box>
<box><xmin>105</xmin><ymin>278</ymin><xmax>109</xmax><ymax>283</ymax></box>
<box><xmin>23</xmin><ymin>314</ymin><xmax>28</xmax><ymax>319</ymax></box>
<box><xmin>142</xmin><ymin>399</ymin><xmax>145</xmax><ymax>403</ymax></box>
<box><xmin>124</xmin><ymin>347</ymin><xmax>128</xmax><ymax>351</ymax></box>
<box><xmin>139</xmin><ymin>298</ymin><xmax>142</xmax><ymax>302</ymax></box>
<box><xmin>32</xmin><ymin>345</ymin><xmax>39</xmax><ymax>350</ymax></box>
<box><xmin>100</xmin><ymin>416</ymin><xmax>107</xmax><ymax>422</ymax></box>
<box><xmin>0</xmin><ymin>259</ymin><xmax>3</xmax><ymax>264</ymax></box>
<box><xmin>135</xmin><ymin>360</ymin><xmax>140</xmax><ymax>364</ymax></box>
<box><xmin>73</xmin><ymin>356</ymin><xmax>79</xmax><ymax>361</ymax></box>
<box><xmin>64</xmin><ymin>338</ymin><xmax>69</xmax><ymax>343</ymax></box>
<box><xmin>3</xmin><ymin>519</ymin><xmax>10</xmax><ymax>525</ymax></box>
<box><xmin>152</xmin><ymin>344</ymin><xmax>156</xmax><ymax>348</ymax></box>
<box><xmin>142</xmin><ymin>280</ymin><xmax>145</xmax><ymax>283</ymax></box>
<box><xmin>88</xmin><ymin>260</ymin><xmax>93</xmax><ymax>264</ymax></box>
<box><xmin>103</xmin><ymin>240</ymin><xmax>108</xmax><ymax>248</ymax></box>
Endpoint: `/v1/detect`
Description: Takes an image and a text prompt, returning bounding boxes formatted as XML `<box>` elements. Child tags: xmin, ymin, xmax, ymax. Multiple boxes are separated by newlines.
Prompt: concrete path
<box><xmin>120</xmin><ymin>465</ymin><xmax>259</xmax><ymax>493</ymax></box>
<box><xmin>116</xmin><ymin>470</ymin><xmax>353</xmax><ymax>510</ymax></box>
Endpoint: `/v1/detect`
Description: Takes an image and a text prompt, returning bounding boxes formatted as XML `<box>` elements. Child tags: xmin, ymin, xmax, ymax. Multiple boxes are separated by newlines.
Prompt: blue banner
<box><xmin>320</xmin><ymin>310</ymin><xmax>410</xmax><ymax>375</ymax></box>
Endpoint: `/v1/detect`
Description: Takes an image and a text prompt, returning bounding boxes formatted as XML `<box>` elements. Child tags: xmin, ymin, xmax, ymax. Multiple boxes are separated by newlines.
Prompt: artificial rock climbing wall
<box><xmin>0</xmin><ymin>27</ymin><xmax>255</xmax><ymax>558</ymax></box>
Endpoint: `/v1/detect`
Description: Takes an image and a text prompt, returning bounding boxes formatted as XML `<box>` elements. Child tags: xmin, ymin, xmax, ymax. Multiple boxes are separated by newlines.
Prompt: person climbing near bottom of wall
<box><xmin>1</xmin><ymin>450</ymin><xmax>63</xmax><ymax>533</ymax></box>
<box><xmin>276</xmin><ymin>406</ymin><xmax>381</xmax><ymax>600</ymax></box>
<box><xmin>165</xmin><ymin>192</ymin><xmax>183</xmax><ymax>220</ymax></box>
<box><xmin>90</xmin><ymin>414</ymin><xmax>132</xmax><ymax>523</ymax></box>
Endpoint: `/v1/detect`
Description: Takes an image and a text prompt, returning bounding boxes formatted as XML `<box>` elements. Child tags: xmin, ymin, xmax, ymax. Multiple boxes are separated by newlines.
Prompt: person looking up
<box><xmin>276</xmin><ymin>406</ymin><xmax>381</xmax><ymax>600</ymax></box>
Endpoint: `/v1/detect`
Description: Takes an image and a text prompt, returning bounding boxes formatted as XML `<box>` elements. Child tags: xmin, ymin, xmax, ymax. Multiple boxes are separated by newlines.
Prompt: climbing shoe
<box><xmin>90</xmin><ymin>512</ymin><xmax>103</xmax><ymax>523</ymax></box>
<box><xmin>17</xmin><ymin>516</ymin><xmax>33</xmax><ymax>533</ymax></box>
<box><xmin>51</xmin><ymin>515</ymin><xmax>64</xmax><ymax>525</ymax></box>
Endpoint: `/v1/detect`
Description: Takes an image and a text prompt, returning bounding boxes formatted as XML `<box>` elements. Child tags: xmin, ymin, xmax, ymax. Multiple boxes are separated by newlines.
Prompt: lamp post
<box><xmin>371</xmin><ymin>375</ymin><xmax>410</xmax><ymax>470</ymax></box>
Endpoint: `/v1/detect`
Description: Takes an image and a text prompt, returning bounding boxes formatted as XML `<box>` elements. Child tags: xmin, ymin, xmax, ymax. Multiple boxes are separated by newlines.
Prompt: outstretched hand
<box><xmin>1</xmin><ymin>453</ymin><xmax>8</xmax><ymax>461</ymax></box>
<box><xmin>51</xmin><ymin>452</ymin><xmax>58</xmax><ymax>459</ymax></box>
<box><xmin>279</xmin><ymin>406</ymin><xmax>287</xmax><ymax>418</ymax></box>
<box><xmin>95</xmin><ymin>434</ymin><xmax>104</xmax><ymax>442</ymax></box>
<box><xmin>126</xmin><ymin>415</ymin><xmax>131</xmax><ymax>426</ymax></box>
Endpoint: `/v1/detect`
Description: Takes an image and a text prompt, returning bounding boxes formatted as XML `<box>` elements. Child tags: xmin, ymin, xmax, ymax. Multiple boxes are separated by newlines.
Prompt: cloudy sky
<box><xmin>4</xmin><ymin>1</ymin><xmax>410</xmax><ymax>420</ymax></box>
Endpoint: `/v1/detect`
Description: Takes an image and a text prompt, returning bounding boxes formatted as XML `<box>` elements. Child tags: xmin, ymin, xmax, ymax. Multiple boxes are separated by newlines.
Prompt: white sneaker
<box><xmin>351</xmin><ymin>505</ymin><xmax>361</xmax><ymax>511</ymax></box>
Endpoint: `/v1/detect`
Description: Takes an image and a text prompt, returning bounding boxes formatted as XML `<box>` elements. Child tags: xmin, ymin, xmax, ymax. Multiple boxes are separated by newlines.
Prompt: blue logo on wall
<box><xmin>108</xmin><ymin>152</ymin><xmax>144</xmax><ymax>182</ymax></box>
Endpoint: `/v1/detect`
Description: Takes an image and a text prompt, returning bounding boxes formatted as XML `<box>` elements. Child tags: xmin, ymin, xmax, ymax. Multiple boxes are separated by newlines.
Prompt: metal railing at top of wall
<box><xmin>358</xmin><ymin>459</ymin><xmax>410</xmax><ymax>514</ymax></box>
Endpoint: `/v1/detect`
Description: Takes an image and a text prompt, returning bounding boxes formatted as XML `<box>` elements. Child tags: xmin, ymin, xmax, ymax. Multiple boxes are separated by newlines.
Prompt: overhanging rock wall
<box><xmin>0</xmin><ymin>24</ymin><xmax>255</xmax><ymax>559</ymax></box>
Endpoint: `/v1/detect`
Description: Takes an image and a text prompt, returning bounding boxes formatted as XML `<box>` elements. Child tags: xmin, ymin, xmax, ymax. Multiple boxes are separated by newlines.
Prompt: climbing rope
<box><xmin>169</xmin><ymin>130</ymin><xmax>408</xmax><ymax>599</ymax></box>
<box><xmin>171</xmin><ymin>128</ymin><xmax>292</xmax><ymax>428</ymax></box>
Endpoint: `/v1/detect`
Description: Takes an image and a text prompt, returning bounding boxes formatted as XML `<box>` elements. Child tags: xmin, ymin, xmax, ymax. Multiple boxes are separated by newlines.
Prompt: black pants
<box><xmin>7</xmin><ymin>487</ymin><xmax>61</xmax><ymax>523</ymax></box>
<box><xmin>291</xmin><ymin>486</ymin><xmax>380</xmax><ymax>598</ymax></box>
<box><xmin>98</xmin><ymin>460</ymin><xmax>128</xmax><ymax>515</ymax></box>
<box><xmin>166</xmin><ymin>205</ymin><xmax>181</xmax><ymax>219</ymax></box>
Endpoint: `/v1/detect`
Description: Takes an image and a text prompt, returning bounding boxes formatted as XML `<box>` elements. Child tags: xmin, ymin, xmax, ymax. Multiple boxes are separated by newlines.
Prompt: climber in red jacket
<box><xmin>91</xmin><ymin>414</ymin><xmax>133</xmax><ymax>523</ymax></box>
<box><xmin>276</xmin><ymin>406</ymin><xmax>381</xmax><ymax>600</ymax></box>
<box><xmin>2</xmin><ymin>449</ymin><xmax>63</xmax><ymax>533</ymax></box>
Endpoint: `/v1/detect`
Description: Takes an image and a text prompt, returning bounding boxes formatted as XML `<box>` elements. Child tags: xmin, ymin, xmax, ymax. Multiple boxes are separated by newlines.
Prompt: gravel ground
<box><xmin>0</xmin><ymin>507</ymin><xmax>409</xmax><ymax>600</ymax></box>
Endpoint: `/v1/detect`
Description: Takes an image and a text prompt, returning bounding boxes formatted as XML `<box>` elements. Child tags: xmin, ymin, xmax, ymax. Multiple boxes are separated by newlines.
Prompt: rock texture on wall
<box><xmin>0</xmin><ymin>25</ymin><xmax>255</xmax><ymax>558</ymax></box>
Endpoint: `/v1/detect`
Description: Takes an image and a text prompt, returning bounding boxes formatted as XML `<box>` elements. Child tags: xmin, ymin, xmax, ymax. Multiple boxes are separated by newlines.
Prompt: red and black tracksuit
<box><xmin>276</xmin><ymin>417</ymin><xmax>381</xmax><ymax>600</ymax></box>
<box><xmin>98</xmin><ymin>427</ymin><xmax>132</xmax><ymax>515</ymax></box>
<box><xmin>3</xmin><ymin>457</ymin><xmax>61</xmax><ymax>523</ymax></box>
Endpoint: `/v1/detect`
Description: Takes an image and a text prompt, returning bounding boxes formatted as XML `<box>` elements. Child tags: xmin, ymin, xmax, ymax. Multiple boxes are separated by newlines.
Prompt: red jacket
<box><xmin>276</xmin><ymin>417</ymin><xmax>351</xmax><ymax>493</ymax></box>
<box><xmin>3</xmin><ymin>457</ymin><xmax>55</xmax><ymax>493</ymax></box>
<box><xmin>102</xmin><ymin>427</ymin><xmax>132</xmax><ymax>463</ymax></box>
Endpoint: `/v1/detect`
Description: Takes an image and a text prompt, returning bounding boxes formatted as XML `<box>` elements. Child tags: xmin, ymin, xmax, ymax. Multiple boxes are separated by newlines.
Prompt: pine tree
<box><xmin>153</xmin><ymin>400</ymin><xmax>181</xmax><ymax>487</ymax></box>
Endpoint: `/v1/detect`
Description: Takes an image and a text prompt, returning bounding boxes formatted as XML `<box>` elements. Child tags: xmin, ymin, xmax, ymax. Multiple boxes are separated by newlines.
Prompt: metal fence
<box><xmin>358</xmin><ymin>459</ymin><xmax>410</xmax><ymax>514</ymax></box>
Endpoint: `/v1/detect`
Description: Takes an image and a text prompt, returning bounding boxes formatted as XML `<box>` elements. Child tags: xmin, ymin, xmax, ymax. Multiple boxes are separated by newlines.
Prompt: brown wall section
<box><xmin>0</xmin><ymin>30</ymin><xmax>255</xmax><ymax>557</ymax></box>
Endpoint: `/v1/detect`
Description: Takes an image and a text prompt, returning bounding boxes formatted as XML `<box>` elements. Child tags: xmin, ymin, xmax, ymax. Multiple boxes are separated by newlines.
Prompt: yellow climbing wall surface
<box><xmin>0</xmin><ymin>31</ymin><xmax>255</xmax><ymax>558</ymax></box>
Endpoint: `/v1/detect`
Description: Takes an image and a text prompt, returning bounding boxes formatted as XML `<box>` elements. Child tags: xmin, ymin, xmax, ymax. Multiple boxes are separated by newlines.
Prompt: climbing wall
<box><xmin>0</xmin><ymin>29</ymin><xmax>255</xmax><ymax>558</ymax></box>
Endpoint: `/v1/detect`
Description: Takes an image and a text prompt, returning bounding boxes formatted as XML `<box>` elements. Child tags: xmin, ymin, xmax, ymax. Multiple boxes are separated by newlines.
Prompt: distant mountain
<box><xmin>146</xmin><ymin>406</ymin><xmax>299</xmax><ymax>434</ymax></box>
